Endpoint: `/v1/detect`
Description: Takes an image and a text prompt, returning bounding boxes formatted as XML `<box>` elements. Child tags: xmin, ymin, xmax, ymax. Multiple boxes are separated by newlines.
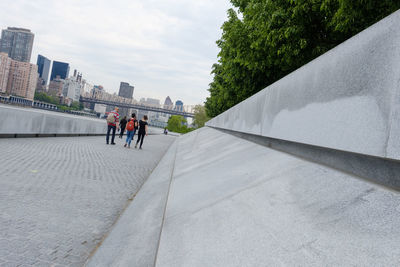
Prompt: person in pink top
<box><xmin>106</xmin><ymin>107</ymin><xmax>120</xmax><ymax>145</ymax></box>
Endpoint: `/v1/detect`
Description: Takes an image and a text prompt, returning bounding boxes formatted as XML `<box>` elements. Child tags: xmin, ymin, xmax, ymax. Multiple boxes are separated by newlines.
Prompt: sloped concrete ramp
<box><xmin>87</xmin><ymin>127</ymin><xmax>400</xmax><ymax>266</ymax></box>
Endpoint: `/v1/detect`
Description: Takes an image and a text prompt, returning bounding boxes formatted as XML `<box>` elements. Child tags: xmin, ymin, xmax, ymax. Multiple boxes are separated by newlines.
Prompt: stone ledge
<box><xmin>206</xmin><ymin>10</ymin><xmax>400</xmax><ymax>161</ymax></box>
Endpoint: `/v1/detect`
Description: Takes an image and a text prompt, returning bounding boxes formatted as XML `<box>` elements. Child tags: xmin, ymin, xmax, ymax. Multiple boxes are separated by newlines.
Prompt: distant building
<box><xmin>36</xmin><ymin>54</ymin><xmax>51</xmax><ymax>85</ymax></box>
<box><xmin>94</xmin><ymin>103</ymin><xmax>107</xmax><ymax>115</ymax></box>
<box><xmin>175</xmin><ymin>100</ymin><xmax>183</xmax><ymax>112</ymax></box>
<box><xmin>62</xmin><ymin>78</ymin><xmax>81</xmax><ymax>102</ymax></box>
<box><xmin>50</xmin><ymin>61</ymin><xmax>69</xmax><ymax>81</ymax></box>
<box><xmin>118</xmin><ymin>82</ymin><xmax>134</xmax><ymax>99</ymax></box>
<box><xmin>140</xmin><ymin>98</ymin><xmax>162</xmax><ymax>121</ymax></box>
<box><xmin>118</xmin><ymin>82</ymin><xmax>134</xmax><ymax>117</ymax></box>
<box><xmin>48</xmin><ymin>76</ymin><xmax>64</xmax><ymax>98</ymax></box>
<box><xmin>146</xmin><ymin>98</ymin><xmax>161</xmax><ymax>107</ymax></box>
<box><xmin>0</xmin><ymin>52</ymin><xmax>11</xmax><ymax>94</ymax></box>
<box><xmin>81</xmin><ymin>80</ymin><xmax>93</xmax><ymax>97</ymax></box>
<box><xmin>0</xmin><ymin>27</ymin><xmax>34</xmax><ymax>62</ymax></box>
<box><xmin>164</xmin><ymin>96</ymin><xmax>173</xmax><ymax>109</ymax></box>
<box><xmin>6</xmin><ymin>59</ymin><xmax>38</xmax><ymax>100</ymax></box>
<box><xmin>35</xmin><ymin>77</ymin><xmax>46</xmax><ymax>93</ymax></box>
<box><xmin>140</xmin><ymin>97</ymin><xmax>160</xmax><ymax>107</ymax></box>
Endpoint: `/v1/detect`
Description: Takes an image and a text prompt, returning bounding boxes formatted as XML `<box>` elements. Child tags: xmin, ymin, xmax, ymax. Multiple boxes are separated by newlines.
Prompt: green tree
<box><xmin>205</xmin><ymin>0</ymin><xmax>400</xmax><ymax>117</ymax></box>
<box><xmin>34</xmin><ymin>92</ymin><xmax>59</xmax><ymax>105</ymax></box>
<box><xmin>167</xmin><ymin>115</ymin><xmax>186</xmax><ymax>132</ymax></box>
<box><xmin>70</xmin><ymin>101</ymin><xmax>83</xmax><ymax>110</ymax></box>
<box><xmin>34</xmin><ymin>92</ymin><xmax>85</xmax><ymax>111</ymax></box>
<box><xmin>193</xmin><ymin>105</ymin><xmax>209</xmax><ymax>128</ymax></box>
<box><xmin>167</xmin><ymin>115</ymin><xmax>193</xmax><ymax>134</ymax></box>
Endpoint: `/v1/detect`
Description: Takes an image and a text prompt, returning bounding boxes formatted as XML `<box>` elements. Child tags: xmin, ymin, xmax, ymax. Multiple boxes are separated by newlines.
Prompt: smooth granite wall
<box><xmin>155</xmin><ymin>127</ymin><xmax>400</xmax><ymax>266</ymax></box>
<box><xmin>0</xmin><ymin>104</ymin><xmax>107</xmax><ymax>136</ymax></box>
<box><xmin>206</xmin><ymin>10</ymin><xmax>400</xmax><ymax>161</ymax></box>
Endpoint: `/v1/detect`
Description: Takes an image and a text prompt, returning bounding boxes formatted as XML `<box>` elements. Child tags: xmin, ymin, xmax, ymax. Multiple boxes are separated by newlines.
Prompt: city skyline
<box><xmin>0</xmin><ymin>0</ymin><xmax>231</xmax><ymax>105</ymax></box>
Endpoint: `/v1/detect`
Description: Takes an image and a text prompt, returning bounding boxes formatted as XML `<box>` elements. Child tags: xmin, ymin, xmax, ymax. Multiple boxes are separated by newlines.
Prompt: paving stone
<box><xmin>0</xmin><ymin>134</ymin><xmax>175</xmax><ymax>266</ymax></box>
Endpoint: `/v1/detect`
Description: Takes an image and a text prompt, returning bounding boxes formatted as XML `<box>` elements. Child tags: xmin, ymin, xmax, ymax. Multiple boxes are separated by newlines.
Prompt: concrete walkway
<box><xmin>0</xmin><ymin>134</ymin><xmax>175</xmax><ymax>266</ymax></box>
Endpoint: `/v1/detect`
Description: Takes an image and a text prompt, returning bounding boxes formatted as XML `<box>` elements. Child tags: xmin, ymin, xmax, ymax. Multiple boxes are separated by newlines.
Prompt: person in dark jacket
<box><xmin>135</xmin><ymin>115</ymin><xmax>148</xmax><ymax>149</ymax></box>
<box><xmin>119</xmin><ymin>116</ymin><xmax>128</xmax><ymax>138</ymax></box>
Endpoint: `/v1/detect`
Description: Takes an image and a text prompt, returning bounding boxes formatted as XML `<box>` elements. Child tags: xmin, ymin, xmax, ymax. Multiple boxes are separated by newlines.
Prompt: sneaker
<box><xmin>111</xmin><ymin>143</ymin><xmax>116</xmax><ymax>145</ymax></box>
<box><xmin>139</xmin><ymin>147</ymin><xmax>142</xmax><ymax>150</ymax></box>
<box><xmin>124</xmin><ymin>144</ymin><xmax>127</xmax><ymax>147</ymax></box>
<box><xmin>134</xmin><ymin>144</ymin><xmax>137</xmax><ymax>149</ymax></box>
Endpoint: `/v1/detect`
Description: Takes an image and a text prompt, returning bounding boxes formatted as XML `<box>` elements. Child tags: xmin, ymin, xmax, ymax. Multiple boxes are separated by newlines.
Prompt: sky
<box><xmin>0</xmin><ymin>0</ymin><xmax>232</xmax><ymax>105</ymax></box>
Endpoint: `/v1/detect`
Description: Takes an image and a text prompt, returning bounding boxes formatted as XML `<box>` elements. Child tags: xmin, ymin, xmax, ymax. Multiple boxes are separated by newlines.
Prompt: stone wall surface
<box><xmin>0</xmin><ymin>104</ymin><xmax>107</xmax><ymax>135</ymax></box>
<box><xmin>154</xmin><ymin>127</ymin><xmax>400</xmax><ymax>266</ymax></box>
<box><xmin>206</xmin><ymin>10</ymin><xmax>400</xmax><ymax>160</ymax></box>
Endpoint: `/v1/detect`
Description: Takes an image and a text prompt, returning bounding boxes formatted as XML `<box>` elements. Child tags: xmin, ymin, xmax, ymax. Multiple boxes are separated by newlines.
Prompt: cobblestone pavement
<box><xmin>0</xmin><ymin>134</ymin><xmax>175</xmax><ymax>266</ymax></box>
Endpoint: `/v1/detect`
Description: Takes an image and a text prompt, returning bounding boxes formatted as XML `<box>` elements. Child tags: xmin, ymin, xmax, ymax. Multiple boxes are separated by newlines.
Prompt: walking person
<box><xmin>119</xmin><ymin>116</ymin><xmax>128</xmax><ymax>138</ymax></box>
<box><xmin>131</xmin><ymin>113</ymin><xmax>138</xmax><ymax>142</ymax></box>
<box><xmin>135</xmin><ymin>115</ymin><xmax>148</xmax><ymax>150</ymax></box>
<box><xmin>106</xmin><ymin>107</ymin><xmax>119</xmax><ymax>145</ymax></box>
<box><xmin>124</xmin><ymin>113</ymin><xmax>138</xmax><ymax>148</ymax></box>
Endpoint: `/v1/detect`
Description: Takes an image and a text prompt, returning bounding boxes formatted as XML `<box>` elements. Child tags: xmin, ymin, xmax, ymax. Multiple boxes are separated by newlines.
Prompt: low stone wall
<box><xmin>206</xmin><ymin>10</ymin><xmax>400</xmax><ymax>161</ymax></box>
<box><xmin>0</xmin><ymin>104</ymin><xmax>107</xmax><ymax>137</ymax></box>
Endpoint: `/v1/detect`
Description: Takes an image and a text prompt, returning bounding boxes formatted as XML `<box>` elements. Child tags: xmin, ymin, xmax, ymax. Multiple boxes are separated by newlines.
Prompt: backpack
<box><xmin>126</xmin><ymin>119</ymin><xmax>135</xmax><ymax>131</ymax></box>
<box><xmin>106</xmin><ymin>112</ymin><xmax>116</xmax><ymax>124</ymax></box>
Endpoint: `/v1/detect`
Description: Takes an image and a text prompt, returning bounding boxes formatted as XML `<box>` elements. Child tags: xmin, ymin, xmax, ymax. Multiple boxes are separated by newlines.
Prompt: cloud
<box><xmin>0</xmin><ymin>0</ymin><xmax>231</xmax><ymax>105</ymax></box>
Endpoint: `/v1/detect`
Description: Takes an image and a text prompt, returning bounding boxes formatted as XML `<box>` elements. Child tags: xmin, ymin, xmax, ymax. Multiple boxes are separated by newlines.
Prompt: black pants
<box><xmin>106</xmin><ymin>125</ymin><xmax>116</xmax><ymax>144</ymax></box>
<box><xmin>136</xmin><ymin>132</ymin><xmax>145</xmax><ymax>148</ymax></box>
<box><xmin>119</xmin><ymin>126</ymin><xmax>126</xmax><ymax>138</ymax></box>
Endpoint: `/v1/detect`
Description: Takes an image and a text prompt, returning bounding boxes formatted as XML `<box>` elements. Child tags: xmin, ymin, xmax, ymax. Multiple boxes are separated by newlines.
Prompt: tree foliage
<box><xmin>167</xmin><ymin>115</ymin><xmax>193</xmax><ymax>134</ymax></box>
<box><xmin>193</xmin><ymin>105</ymin><xmax>209</xmax><ymax>128</ymax></box>
<box><xmin>34</xmin><ymin>92</ymin><xmax>59</xmax><ymax>105</ymax></box>
<box><xmin>205</xmin><ymin>0</ymin><xmax>400</xmax><ymax>117</ymax></box>
<box><xmin>34</xmin><ymin>92</ymin><xmax>84</xmax><ymax>111</ymax></box>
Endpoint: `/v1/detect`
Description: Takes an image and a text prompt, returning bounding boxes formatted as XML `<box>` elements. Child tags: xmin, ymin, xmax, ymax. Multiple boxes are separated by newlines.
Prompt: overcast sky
<box><xmin>0</xmin><ymin>0</ymin><xmax>231</xmax><ymax>105</ymax></box>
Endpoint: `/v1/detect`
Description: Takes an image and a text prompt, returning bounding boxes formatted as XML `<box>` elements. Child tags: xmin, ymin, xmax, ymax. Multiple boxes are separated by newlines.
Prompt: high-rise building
<box><xmin>50</xmin><ymin>61</ymin><xmax>69</xmax><ymax>81</ymax></box>
<box><xmin>164</xmin><ymin>96</ymin><xmax>173</xmax><ymax>109</ymax></box>
<box><xmin>175</xmin><ymin>100</ymin><xmax>184</xmax><ymax>112</ymax></box>
<box><xmin>118</xmin><ymin>82</ymin><xmax>134</xmax><ymax>99</ymax></box>
<box><xmin>6</xmin><ymin>59</ymin><xmax>38</xmax><ymax>100</ymax></box>
<box><xmin>62</xmin><ymin>78</ymin><xmax>81</xmax><ymax>102</ymax></box>
<box><xmin>36</xmin><ymin>54</ymin><xmax>51</xmax><ymax>85</ymax></box>
<box><xmin>0</xmin><ymin>27</ymin><xmax>34</xmax><ymax>62</ymax></box>
<box><xmin>118</xmin><ymin>82</ymin><xmax>134</xmax><ymax>117</ymax></box>
<box><xmin>0</xmin><ymin>52</ymin><xmax>11</xmax><ymax>93</ymax></box>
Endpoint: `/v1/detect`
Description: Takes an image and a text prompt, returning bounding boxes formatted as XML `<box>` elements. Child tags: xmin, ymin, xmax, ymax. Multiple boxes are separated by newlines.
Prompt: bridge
<box><xmin>79</xmin><ymin>96</ymin><xmax>195</xmax><ymax>118</ymax></box>
<box><xmin>1</xmin><ymin>11</ymin><xmax>400</xmax><ymax>267</ymax></box>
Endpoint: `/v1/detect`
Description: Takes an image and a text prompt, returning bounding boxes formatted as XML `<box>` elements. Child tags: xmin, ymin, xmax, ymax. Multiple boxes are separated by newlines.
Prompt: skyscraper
<box><xmin>36</xmin><ymin>54</ymin><xmax>51</xmax><ymax>85</ymax></box>
<box><xmin>0</xmin><ymin>27</ymin><xmax>34</xmax><ymax>62</ymax></box>
<box><xmin>50</xmin><ymin>61</ymin><xmax>69</xmax><ymax>81</ymax></box>
<box><xmin>118</xmin><ymin>82</ymin><xmax>134</xmax><ymax>99</ymax></box>
<box><xmin>175</xmin><ymin>100</ymin><xmax>184</xmax><ymax>111</ymax></box>
<box><xmin>164</xmin><ymin>96</ymin><xmax>173</xmax><ymax>109</ymax></box>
